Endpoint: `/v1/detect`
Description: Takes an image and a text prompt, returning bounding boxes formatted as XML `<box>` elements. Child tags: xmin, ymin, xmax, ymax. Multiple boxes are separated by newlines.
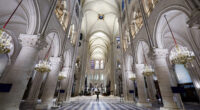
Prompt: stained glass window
<box><xmin>91</xmin><ymin>60</ymin><xmax>95</xmax><ymax>69</ymax></box>
<box><xmin>100</xmin><ymin>60</ymin><xmax>104</xmax><ymax>69</ymax></box>
<box><xmin>95</xmin><ymin>60</ymin><xmax>100</xmax><ymax>69</ymax></box>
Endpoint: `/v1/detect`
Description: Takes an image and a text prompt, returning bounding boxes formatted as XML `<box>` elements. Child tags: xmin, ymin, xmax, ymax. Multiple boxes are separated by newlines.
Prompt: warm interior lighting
<box><xmin>143</xmin><ymin>65</ymin><xmax>154</xmax><ymax>76</ymax></box>
<box><xmin>141</xmin><ymin>42</ymin><xmax>154</xmax><ymax>76</ymax></box>
<box><xmin>129</xmin><ymin>73</ymin><xmax>136</xmax><ymax>81</ymax></box>
<box><xmin>164</xmin><ymin>15</ymin><xmax>195</xmax><ymax>65</ymax></box>
<box><xmin>170</xmin><ymin>45</ymin><xmax>195</xmax><ymax>64</ymax></box>
<box><xmin>58</xmin><ymin>71</ymin><xmax>67</xmax><ymax>80</ymax></box>
<box><xmin>0</xmin><ymin>0</ymin><xmax>23</xmax><ymax>54</ymax></box>
<box><xmin>35</xmin><ymin>34</ymin><xmax>55</xmax><ymax>73</ymax></box>
<box><xmin>0</xmin><ymin>29</ymin><xmax>12</xmax><ymax>54</ymax></box>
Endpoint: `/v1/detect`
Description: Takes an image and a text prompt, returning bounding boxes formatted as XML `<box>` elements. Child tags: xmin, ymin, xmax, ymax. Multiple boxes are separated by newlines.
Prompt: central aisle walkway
<box><xmin>57</xmin><ymin>96</ymin><xmax>153</xmax><ymax>110</ymax></box>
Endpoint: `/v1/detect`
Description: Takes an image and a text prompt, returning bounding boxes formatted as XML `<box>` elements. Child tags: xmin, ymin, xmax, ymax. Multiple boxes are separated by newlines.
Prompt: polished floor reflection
<box><xmin>57</xmin><ymin>96</ymin><xmax>154</xmax><ymax>110</ymax></box>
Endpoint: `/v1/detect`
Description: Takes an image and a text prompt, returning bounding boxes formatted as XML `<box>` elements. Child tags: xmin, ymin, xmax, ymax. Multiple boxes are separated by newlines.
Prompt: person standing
<box><xmin>96</xmin><ymin>89</ymin><xmax>100</xmax><ymax>102</ymax></box>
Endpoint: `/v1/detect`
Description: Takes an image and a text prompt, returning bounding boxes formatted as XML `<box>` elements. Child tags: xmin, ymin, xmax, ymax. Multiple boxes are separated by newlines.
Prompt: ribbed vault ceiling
<box><xmin>81</xmin><ymin>0</ymin><xmax>119</xmax><ymax>60</ymax></box>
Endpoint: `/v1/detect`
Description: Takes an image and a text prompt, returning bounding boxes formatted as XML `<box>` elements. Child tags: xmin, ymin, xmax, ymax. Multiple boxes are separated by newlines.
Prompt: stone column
<box><xmin>27</xmin><ymin>72</ymin><xmax>44</xmax><ymax>100</ymax></box>
<box><xmin>126</xmin><ymin>70</ymin><xmax>135</xmax><ymax>103</ymax></box>
<box><xmin>66</xmin><ymin>67</ymin><xmax>73</xmax><ymax>101</ymax></box>
<box><xmin>22</xmin><ymin>72</ymin><xmax>45</xmax><ymax>109</ymax></box>
<box><xmin>74</xmin><ymin>71</ymin><xmax>80</xmax><ymax>96</ymax></box>
<box><xmin>121</xmin><ymin>57</ymin><xmax>128</xmax><ymax>101</ymax></box>
<box><xmin>135</xmin><ymin>64</ymin><xmax>151</xmax><ymax>107</ymax></box>
<box><xmin>185</xmin><ymin>63</ymin><xmax>200</xmax><ymax>102</ymax></box>
<box><xmin>110</xmin><ymin>42</ymin><xmax>116</xmax><ymax>95</ymax></box>
<box><xmin>36</xmin><ymin>57</ymin><xmax>61</xmax><ymax>109</ymax></box>
<box><xmin>58</xmin><ymin>66</ymin><xmax>71</xmax><ymax>102</ymax></box>
<box><xmin>145</xmin><ymin>75</ymin><xmax>157</xmax><ymax>102</ymax></box>
<box><xmin>0</xmin><ymin>34</ymin><xmax>41</xmax><ymax>110</ymax></box>
<box><xmin>78</xmin><ymin>40</ymin><xmax>88</xmax><ymax>95</ymax></box>
<box><xmin>153</xmin><ymin>49</ymin><xmax>180</xmax><ymax>110</ymax></box>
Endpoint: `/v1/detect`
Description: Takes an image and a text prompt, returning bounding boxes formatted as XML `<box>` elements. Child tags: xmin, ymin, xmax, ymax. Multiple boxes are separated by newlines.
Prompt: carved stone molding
<box><xmin>18</xmin><ymin>34</ymin><xmax>48</xmax><ymax>49</ymax></box>
<box><xmin>187</xmin><ymin>10</ymin><xmax>200</xmax><ymax>28</ymax></box>
<box><xmin>62</xmin><ymin>66</ymin><xmax>72</xmax><ymax>72</ymax></box>
<box><xmin>153</xmin><ymin>48</ymin><xmax>169</xmax><ymax>58</ymax></box>
<box><xmin>49</xmin><ymin>57</ymin><xmax>62</xmax><ymax>65</ymax></box>
<box><xmin>135</xmin><ymin>64</ymin><xmax>144</xmax><ymax>70</ymax></box>
<box><xmin>18</xmin><ymin>34</ymin><xmax>39</xmax><ymax>48</ymax></box>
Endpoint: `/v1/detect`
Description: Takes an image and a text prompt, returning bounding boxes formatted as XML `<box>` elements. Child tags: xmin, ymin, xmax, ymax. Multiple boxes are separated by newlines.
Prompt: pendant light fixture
<box><xmin>142</xmin><ymin>42</ymin><xmax>154</xmax><ymax>76</ymax></box>
<box><xmin>129</xmin><ymin>73</ymin><xmax>136</xmax><ymax>81</ymax></box>
<box><xmin>34</xmin><ymin>35</ymin><xmax>55</xmax><ymax>73</ymax></box>
<box><xmin>58</xmin><ymin>65</ymin><xmax>67</xmax><ymax>80</ymax></box>
<box><xmin>0</xmin><ymin>0</ymin><xmax>23</xmax><ymax>54</ymax></box>
<box><xmin>164</xmin><ymin>15</ymin><xmax>195</xmax><ymax>65</ymax></box>
<box><xmin>35</xmin><ymin>0</ymin><xmax>58</xmax><ymax>73</ymax></box>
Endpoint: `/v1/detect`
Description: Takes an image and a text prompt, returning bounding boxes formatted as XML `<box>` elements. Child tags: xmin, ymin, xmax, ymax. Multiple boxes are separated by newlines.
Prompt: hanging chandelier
<box><xmin>164</xmin><ymin>15</ymin><xmax>195</xmax><ymax>65</ymax></box>
<box><xmin>129</xmin><ymin>73</ymin><xmax>136</xmax><ymax>81</ymax></box>
<box><xmin>0</xmin><ymin>0</ymin><xmax>23</xmax><ymax>54</ymax></box>
<box><xmin>35</xmin><ymin>60</ymin><xmax>51</xmax><ymax>73</ymax></box>
<box><xmin>35</xmin><ymin>34</ymin><xmax>55</xmax><ymax>73</ymax></box>
<box><xmin>141</xmin><ymin>42</ymin><xmax>155</xmax><ymax>76</ymax></box>
<box><xmin>170</xmin><ymin>45</ymin><xmax>195</xmax><ymax>64</ymax></box>
<box><xmin>0</xmin><ymin>29</ymin><xmax>12</xmax><ymax>54</ymax></box>
<box><xmin>58</xmin><ymin>71</ymin><xmax>67</xmax><ymax>80</ymax></box>
<box><xmin>143</xmin><ymin>65</ymin><xmax>154</xmax><ymax>76</ymax></box>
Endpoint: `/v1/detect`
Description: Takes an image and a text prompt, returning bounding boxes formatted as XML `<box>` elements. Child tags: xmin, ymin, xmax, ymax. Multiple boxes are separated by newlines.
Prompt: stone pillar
<box><xmin>21</xmin><ymin>72</ymin><xmax>45</xmax><ymax>109</ymax></box>
<box><xmin>126</xmin><ymin>70</ymin><xmax>135</xmax><ymax>103</ymax></box>
<box><xmin>78</xmin><ymin>40</ymin><xmax>88</xmax><ymax>95</ymax></box>
<box><xmin>74</xmin><ymin>71</ymin><xmax>80</xmax><ymax>96</ymax></box>
<box><xmin>145</xmin><ymin>75</ymin><xmax>157</xmax><ymax>102</ymax></box>
<box><xmin>58</xmin><ymin>66</ymin><xmax>71</xmax><ymax>102</ymax></box>
<box><xmin>66</xmin><ymin>67</ymin><xmax>73</xmax><ymax>101</ymax></box>
<box><xmin>27</xmin><ymin>72</ymin><xmax>44</xmax><ymax>101</ymax></box>
<box><xmin>0</xmin><ymin>34</ymin><xmax>41</xmax><ymax>110</ymax></box>
<box><xmin>121</xmin><ymin>58</ymin><xmax>128</xmax><ymax>101</ymax></box>
<box><xmin>153</xmin><ymin>49</ymin><xmax>180</xmax><ymax>110</ymax></box>
<box><xmin>135</xmin><ymin>64</ymin><xmax>151</xmax><ymax>107</ymax></box>
<box><xmin>185</xmin><ymin>63</ymin><xmax>200</xmax><ymax>102</ymax></box>
<box><xmin>36</xmin><ymin>57</ymin><xmax>61</xmax><ymax>109</ymax></box>
<box><xmin>110</xmin><ymin>42</ymin><xmax>116</xmax><ymax>95</ymax></box>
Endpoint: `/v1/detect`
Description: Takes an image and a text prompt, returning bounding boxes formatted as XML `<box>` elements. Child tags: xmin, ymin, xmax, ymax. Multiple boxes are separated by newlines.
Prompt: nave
<box><xmin>1</xmin><ymin>0</ymin><xmax>200</xmax><ymax>110</ymax></box>
<box><xmin>57</xmin><ymin>96</ymin><xmax>154</xmax><ymax>110</ymax></box>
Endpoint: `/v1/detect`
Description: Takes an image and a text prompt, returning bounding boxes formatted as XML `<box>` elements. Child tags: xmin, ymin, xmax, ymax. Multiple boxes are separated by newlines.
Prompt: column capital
<box><xmin>62</xmin><ymin>66</ymin><xmax>72</xmax><ymax>71</ymax></box>
<box><xmin>18</xmin><ymin>34</ymin><xmax>48</xmax><ymax>49</ymax></box>
<box><xmin>135</xmin><ymin>64</ymin><xmax>144</xmax><ymax>70</ymax></box>
<box><xmin>19</xmin><ymin>34</ymin><xmax>39</xmax><ymax>48</ymax></box>
<box><xmin>153</xmin><ymin>48</ymin><xmax>168</xmax><ymax>58</ymax></box>
<box><xmin>64</xmin><ymin>65</ymin><xmax>72</xmax><ymax>68</ymax></box>
<box><xmin>125</xmin><ymin>69</ymin><xmax>132</xmax><ymax>72</ymax></box>
<box><xmin>49</xmin><ymin>57</ymin><xmax>62</xmax><ymax>65</ymax></box>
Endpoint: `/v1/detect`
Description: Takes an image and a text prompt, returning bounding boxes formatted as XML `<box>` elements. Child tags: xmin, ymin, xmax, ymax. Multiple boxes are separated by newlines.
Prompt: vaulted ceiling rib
<box><xmin>81</xmin><ymin>0</ymin><xmax>119</xmax><ymax>60</ymax></box>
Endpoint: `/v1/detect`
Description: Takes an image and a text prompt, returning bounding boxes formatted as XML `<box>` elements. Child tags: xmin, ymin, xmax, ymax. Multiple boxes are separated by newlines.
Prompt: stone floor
<box><xmin>57</xmin><ymin>96</ymin><xmax>156</xmax><ymax>110</ymax></box>
<box><xmin>184</xmin><ymin>102</ymin><xmax>200</xmax><ymax>110</ymax></box>
<box><xmin>55</xmin><ymin>96</ymin><xmax>200</xmax><ymax>110</ymax></box>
